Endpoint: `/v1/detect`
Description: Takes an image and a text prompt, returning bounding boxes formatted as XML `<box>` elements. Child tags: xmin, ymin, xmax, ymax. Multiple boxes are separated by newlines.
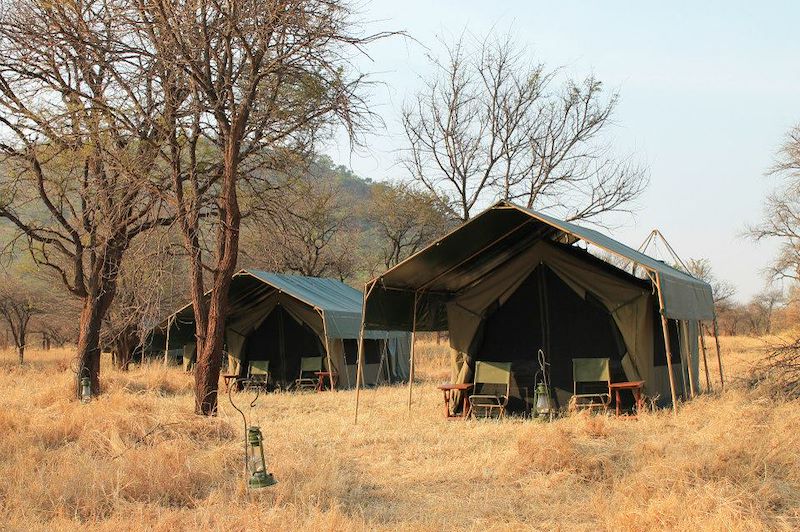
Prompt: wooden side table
<box><xmin>314</xmin><ymin>371</ymin><xmax>337</xmax><ymax>391</ymax></box>
<box><xmin>437</xmin><ymin>383</ymin><xmax>474</xmax><ymax>419</ymax></box>
<box><xmin>609</xmin><ymin>381</ymin><xmax>645</xmax><ymax>416</ymax></box>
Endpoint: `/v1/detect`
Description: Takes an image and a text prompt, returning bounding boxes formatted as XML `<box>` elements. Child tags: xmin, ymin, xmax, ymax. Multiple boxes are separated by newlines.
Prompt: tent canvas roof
<box><xmin>162</xmin><ymin>270</ymin><xmax>393</xmax><ymax>340</ymax></box>
<box><xmin>366</xmin><ymin>201</ymin><xmax>714</xmax><ymax>327</ymax></box>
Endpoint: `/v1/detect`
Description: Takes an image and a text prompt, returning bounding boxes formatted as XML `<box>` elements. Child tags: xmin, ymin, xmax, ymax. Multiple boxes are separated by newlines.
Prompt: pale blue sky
<box><xmin>327</xmin><ymin>1</ymin><xmax>800</xmax><ymax>301</ymax></box>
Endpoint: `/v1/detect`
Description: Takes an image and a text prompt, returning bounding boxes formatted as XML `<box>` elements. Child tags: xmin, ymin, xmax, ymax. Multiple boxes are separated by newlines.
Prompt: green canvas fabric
<box><xmin>154</xmin><ymin>270</ymin><xmax>411</xmax><ymax>388</ymax></box>
<box><xmin>364</xmin><ymin>201</ymin><xmax>714</xmax><ymax>329</ymax></box>
<box><xmin>363</xmin><ymin>201</ymin><xmax>709</xmax><ymax>406</ymax></box>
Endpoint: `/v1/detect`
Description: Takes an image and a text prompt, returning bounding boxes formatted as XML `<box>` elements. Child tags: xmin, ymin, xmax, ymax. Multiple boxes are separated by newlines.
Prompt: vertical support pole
<box><xmin>355</xmin><ymin>280</ymin><xmax>378</xmax><ymax>424</ymax></box>
<box><xmin>407</xmin><ymin>291</ymin><xmax>419</xmax><ymax>411</ymax></box>
<box><xmin>699</xmin><ymin>321</ymin><xmax>711</xmax><ymax>392</ymax></box>
<box><xmin>683</xmin><ymin>320</ymin><xmax>696</xmax><ymax>399</ymax></box>
<box><xmin>655</xmin><ymin>273</ymin><xmax>679</xmax><ymax>414</ymax></box>
<box><xmin>712</xmin><ymin>317</ymin><xmax>724</xmax><ymax>389</ymax></box>
<box><xmin>164</xmin><ymin>315</ymin><xmax>172</xmax><ymax>366</ymax></box>
<box><xmin>320</xmin><ymin>308</ymin><xmax>336</xmax><ymax>392</ymax></box>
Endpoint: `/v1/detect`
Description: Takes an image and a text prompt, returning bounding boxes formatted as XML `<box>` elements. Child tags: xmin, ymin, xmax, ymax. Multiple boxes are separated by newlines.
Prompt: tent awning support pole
<box><xmin>655</xmin><ymin>274</ymin><xmax>679</xmax><ymax>414</ymax></box>
<box><xmin>319</xmin><ymin>308</ymin><xmax>336</xmax><ymax>392</ymax></box>
<box><xmin>407</xmin><ymin>290</ymin><xmax>420</xmax><ymax>412</ymax></box>
<box><xmin>683</xmin><ymin>320</ymin><xmax>696</xmax><ymax>399</ymax></box>
<box><xmin>355</xmin><ymin>280</ymin><xmax>378</xmax><ymax>424</ymax></box>
<box><xmin>699</xmin><ymin>320</ymin><xmax>711</xmax><ymax>392</ymax></box>
<box><xmin>164</xmin><ymin>315</ymin><xmax>172</xmax><ymax>366</ymax></box>
<box><xmin>712</xmin><ymin>316</ymin><xmax>724</xmax><ymax>389</ymax></box>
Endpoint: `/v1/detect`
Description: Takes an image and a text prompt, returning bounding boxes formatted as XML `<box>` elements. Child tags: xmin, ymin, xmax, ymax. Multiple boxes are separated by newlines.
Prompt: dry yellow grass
<box><xmin>0</xmin><ymin>337</ymin><xmax>798</xmax><ymax>531</ymax></box>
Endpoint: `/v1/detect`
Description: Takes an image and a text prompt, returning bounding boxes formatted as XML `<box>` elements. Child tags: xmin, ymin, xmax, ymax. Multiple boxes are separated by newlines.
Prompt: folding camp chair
<box><xmin>295</xmin><ymin>356</ymin><xmax>324</xmax><ymax>391</ymax></box>
<box><xmin>468</xmin><ymin>361</ymin><xmax>512</xmax><ymax>419</ymax></box>
<box><xmin>569</xmin><ymin>358</ymin><xmax>612</xmax><ymax>413</ymax></box>
<box><xmin>243</xmin><ymin>360</ymin><xmax>271</xmax><ymax>391</ymax></box>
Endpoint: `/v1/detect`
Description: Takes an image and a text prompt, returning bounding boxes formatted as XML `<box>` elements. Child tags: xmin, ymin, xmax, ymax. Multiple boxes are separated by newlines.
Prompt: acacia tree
<box><xmin>401</xmin><ymin>33</ymin><xmax>646</xmax><ymax>222</ymax></box>
<box><xmin>137</xmin><ymin>0</ymin><xmax>384</xmax><ymax>414</ymax></box>
<box><xmin>102</xmin><ymin>239</ymin><xmax>184</xmax><ymax>370</ymax></box>
<box><xmin>0</xmin><ymin>275</ymin><xmax>43</xmax><ymax>363</ymax></box>
<box><xmin>262</xmin><ymin>178</ymin><xmax>352</xmax><ymax>277</ymax></box>
<box><xmin>0</xmin><ymin>0</ymin><xmax>172</xmax><ymax>395</ymax></box>
<box><xmin>751</xmin><ymin>124</ymin><xmax>800</xmax><ymax>282</ymax></box>
<box><xmin>365</xmin><ymin>182</ymin><xmax>450</xmax><ymax>270</ymax></box>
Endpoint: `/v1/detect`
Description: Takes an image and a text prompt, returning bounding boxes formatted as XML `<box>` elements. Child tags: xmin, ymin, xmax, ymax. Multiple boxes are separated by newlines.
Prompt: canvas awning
<box><xmin>363</xmin><ymin>201</ymin><xmax>714</xmax><ymax>331</ymax></box>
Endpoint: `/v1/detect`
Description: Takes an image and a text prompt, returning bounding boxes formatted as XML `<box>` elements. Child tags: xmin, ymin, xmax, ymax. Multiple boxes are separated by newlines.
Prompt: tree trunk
<box><xmin>17</xmin><ymin>344</ymin><xmax>23</xmax><ymax>364</ymax></box>
<box><xmin>75</xmin><ymin>278</ymin><xmax>119</xmax><ymax>398</ymax></box>
<box><xmin>112</xmin><ymin>326</ymin><xmax>137</xmax><ymax>371</ymax></box>
<box><xmin>193</xmin><ymin>143</ymin><xmax>241</xmax><ymax>416</ymax></box>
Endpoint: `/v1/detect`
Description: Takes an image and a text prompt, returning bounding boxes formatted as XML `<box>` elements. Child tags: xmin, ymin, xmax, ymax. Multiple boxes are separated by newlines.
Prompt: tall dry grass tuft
<box><xmin>0</xmin><ymin>337</ymin><xmax>798</xmax><ymax>530</ymax></box>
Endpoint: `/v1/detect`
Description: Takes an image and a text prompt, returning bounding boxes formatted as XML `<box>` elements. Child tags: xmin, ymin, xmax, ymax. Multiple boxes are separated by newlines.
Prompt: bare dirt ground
<box><xmin>0</xmin><ymin>336</ymin><xmax>798</xmax><ymax>531</ymax></box>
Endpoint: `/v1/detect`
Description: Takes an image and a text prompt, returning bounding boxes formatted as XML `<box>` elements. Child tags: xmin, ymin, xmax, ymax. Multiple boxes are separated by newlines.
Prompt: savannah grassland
<box><xmin>0</xmin><ymin>337</ymin><xmax>798</xmax><ymax>531</ymax></box>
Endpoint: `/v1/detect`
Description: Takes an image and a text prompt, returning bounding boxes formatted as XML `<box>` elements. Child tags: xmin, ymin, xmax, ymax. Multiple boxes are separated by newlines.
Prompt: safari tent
<box><xmin>157</xmin><ymin>270</ymin><xmax>410</xmax><ymax>388</ymax></box>
<box><xmin>358</xmin><ymin>201</ymin><xmax>719</xmax><ymax>413</ymax></box>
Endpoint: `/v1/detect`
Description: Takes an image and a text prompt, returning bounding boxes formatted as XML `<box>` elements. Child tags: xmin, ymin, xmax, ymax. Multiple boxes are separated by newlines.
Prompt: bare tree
<box><xmin>401</xmin><ymin>33</ymin><xmax>646</xmax><ymax>222</ymax></box>
<box><xmin>0</xmin><ymin>0</ymin><xmax>172</xmax><ymax>395</ymax></box>
<box><xmin>365</xmin><ymin>182</ymin><xmax>450</xmax><ymax>270</ymax></box>
<box><xmin>0</xmin><ymin>275</ymin><xmax>44</xmax><ymax>363</ymax></box>
<box><xmin>137</xmin><ymin>0</ymin><xmax>386</xmax><ymax>414</ymax></box>
<box><xmin>750</xmin><ymin>125</ymin><xmax>800</xmax><ymax>283</ymax></box>
<box><xmin>102</xmin><ymin>237</ymin><xmax>183</xmax><ymax>370</ymax></box>
<box><xmin>247</xmin><ymin>178</ymin><xmax>352</xmax><ymax>277</ymax></box>
<box><xmin>686</xmin><ymin>258</ymin><xmax>737</xmax><ymax>309</ymax></box>
<box><xmin>744</xmin><ymin>289</ymin><xmax>785</xmax><ymax>336</ymax></box>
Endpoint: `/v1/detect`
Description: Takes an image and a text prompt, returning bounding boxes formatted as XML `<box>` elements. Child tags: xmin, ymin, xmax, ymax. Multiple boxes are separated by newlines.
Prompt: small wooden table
<box><xmin>609</xmin><ymin>381</ymin><xmax>645</xmax><ymax>416</ymax></box>
<box><xmin>314</xmin><ymin>371</ymin><xmax>337</xmax><ymax>391</ymax></box>
<box><xmin>437</xmin><ymin>383</ymin><xmax>474</xmax><ymax>419</ymax></box>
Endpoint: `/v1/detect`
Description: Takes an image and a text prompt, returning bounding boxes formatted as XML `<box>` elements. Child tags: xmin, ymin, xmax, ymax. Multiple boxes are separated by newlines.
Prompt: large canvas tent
<box><xmin>358</xmin><ymin>201</ymin><xmax>719</xmax><ymax>415</ymax></box>
<box><xmin>156</xmin><ymin>270</ymin><xmax>410</xmax><ymax>388</ymax></box>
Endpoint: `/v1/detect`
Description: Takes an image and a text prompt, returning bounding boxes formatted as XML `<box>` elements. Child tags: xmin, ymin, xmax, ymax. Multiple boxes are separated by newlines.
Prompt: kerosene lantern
<box><xmin>80</xmin><ymin>377</ymin><xmax>92</xmax><ymax>404</ymax></box>
<box><xmin>246</xmin><ymin>426</ymin><xmax>277</xmax><ymax>489</ymax></box>
<box><xmin>532</xmin><ymin>382</ymin><xmax>553</xmax><ymax>420</ymax></box>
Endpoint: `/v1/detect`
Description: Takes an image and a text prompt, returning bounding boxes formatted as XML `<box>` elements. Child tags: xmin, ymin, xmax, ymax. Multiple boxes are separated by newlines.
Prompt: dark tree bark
<box><xmin>140</xmin><ymin>0</ymin><xmax>384</xmax><ymax>415</ymax></box>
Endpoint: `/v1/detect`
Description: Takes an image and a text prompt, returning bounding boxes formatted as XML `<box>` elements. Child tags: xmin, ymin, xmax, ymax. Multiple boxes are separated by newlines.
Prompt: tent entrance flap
<box><xmin>468</xmin><ymin>265</ymin><xmax>628</xmax><ymax>412</ymax></box>
<box><xmin>242</xmin><ymin>305</ymin><xmax>325</xmax><ymax>384</ymax></box>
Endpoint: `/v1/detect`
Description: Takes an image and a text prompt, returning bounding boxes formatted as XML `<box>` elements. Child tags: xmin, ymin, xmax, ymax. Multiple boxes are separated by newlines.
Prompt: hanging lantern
<box><xmin>532</xmin><ymin>382</ymin><xmax>553</xmax><ymax>419</ymax></box>
<box><xmin>80</xmin><ymin>377</ymin><xmax>92</xmax><ymax>404</ymax></box>
<box><xmin>246</xmin><ymin>426</ymin><xmax>277</xmax><ymax>489</ymax></box>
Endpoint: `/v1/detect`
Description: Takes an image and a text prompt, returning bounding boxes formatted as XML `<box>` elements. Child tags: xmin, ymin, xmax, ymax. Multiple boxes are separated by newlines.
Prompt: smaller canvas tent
<box><xmin>358</xmin><ymin>201</ymin><xmax>720</xmax><ymax>415</ymax></box>
<box><xmin>155</xmin><ymin>270</ymin><xmax>410</xmax><ymax>388</ymax></box>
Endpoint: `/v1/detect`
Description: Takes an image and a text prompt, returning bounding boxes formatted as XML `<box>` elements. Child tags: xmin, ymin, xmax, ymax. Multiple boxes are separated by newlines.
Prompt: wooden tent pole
<box><xmin>164</xmin><ymin>315</ymin><xmax>172</xmax><ymax>366</ymax></box>
<box><xmin>684</xmin><ymin>320</ymin><xmax>696</xmax><ymax>399</ymax></box>
<box><xmin>699</xmin><ymin>321</ymin><xmax>711</xmax><ymax>392</ymax></box>
<box><xmin>655</xmin><ymin>274</ymin><xmax>679</xmax><ymax>414</ymax></box>
<box><xmin>712</xmin><ymin>317</ymin><xmax>724</xmax><ymax>389</ymax></box>
<box><xmin>407</xmin><ymin>291</ymin><xmax>419</xmax><ymax>411</ymax></box>
<box><xmin>354</xmin><ymin>280</ymin><xmax>378</xmax><ymax>424</ymax></box>
<box><xmin>320</xmin><ymin>308</ymin><xmax>336</xmax><ymax>392</ymax></box>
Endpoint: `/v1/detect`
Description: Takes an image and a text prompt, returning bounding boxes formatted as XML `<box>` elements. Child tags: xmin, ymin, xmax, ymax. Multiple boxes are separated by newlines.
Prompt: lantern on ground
<box><xmin>532</xmin><ymin>382</ymin><xmax>553</xmax><ymax>420</ymax></box>
<box><xmin>246</xmin><ymin>426</ymin><xmax>277</xmax><ymax>489</ymax></box>
<box><xmin>80</xmin><ymin>377</ymin><xmax>92</xmax><ymax>404</ymax></box>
